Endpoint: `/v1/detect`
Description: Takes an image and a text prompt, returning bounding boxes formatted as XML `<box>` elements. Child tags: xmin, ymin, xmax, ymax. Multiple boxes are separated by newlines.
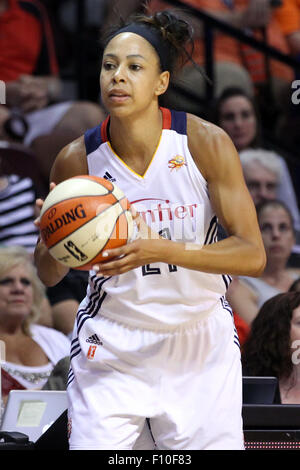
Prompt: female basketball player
<box><xmin>34</xmin><ymin>11</ymin><xmax>266</xmax><ymax>450</ymax></box>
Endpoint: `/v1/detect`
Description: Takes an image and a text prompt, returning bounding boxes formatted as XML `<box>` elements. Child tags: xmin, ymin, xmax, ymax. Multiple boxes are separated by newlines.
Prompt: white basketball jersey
<box><xmin>80</xmin><ymin>108</ymin><xmax>231</xmax><ymax>330</ymax></box>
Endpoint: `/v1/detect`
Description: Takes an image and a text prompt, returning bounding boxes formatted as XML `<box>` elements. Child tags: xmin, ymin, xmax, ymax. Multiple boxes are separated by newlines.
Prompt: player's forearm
<box><xmin>34</xmin><ymin>238</ymin><xmax>69</xmax><ymax>287</ymax></box>
<box><xmin>160</xmin><ymin>236</ymin><xmax>266</xmax><ymax>277</ymax></box>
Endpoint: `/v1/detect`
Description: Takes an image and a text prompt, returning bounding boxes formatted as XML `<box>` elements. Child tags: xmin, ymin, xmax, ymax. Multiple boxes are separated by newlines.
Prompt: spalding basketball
<box><xmin>39</xmin><ymin>175</ymin><xmax>134</xmax><ymax>270</ymax></box>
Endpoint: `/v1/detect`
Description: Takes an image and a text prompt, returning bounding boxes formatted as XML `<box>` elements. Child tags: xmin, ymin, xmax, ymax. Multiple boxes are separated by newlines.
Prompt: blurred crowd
<box><xmin>1</xmin><ymin>0</ymin><xmax>300</xmax><ymax>411</ymax></box>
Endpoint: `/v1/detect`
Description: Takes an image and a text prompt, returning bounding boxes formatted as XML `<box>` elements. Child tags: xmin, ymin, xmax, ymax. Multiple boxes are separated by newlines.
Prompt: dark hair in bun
<box><xmin>102</xmin><ymin>10</ymin><xmax>195</xmax><ymax>75</ymax></box>
<box><xmin>135</xmin><ymin>10</ymin><xmax>194</xmax><ymax>71</ymax></box>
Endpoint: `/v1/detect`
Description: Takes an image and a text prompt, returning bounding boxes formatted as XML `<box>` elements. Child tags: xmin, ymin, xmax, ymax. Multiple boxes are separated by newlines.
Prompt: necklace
<box><xmin>2</xmin><ymin>363</ymin><xmax>52</xmax><ymax>384</ymax></box>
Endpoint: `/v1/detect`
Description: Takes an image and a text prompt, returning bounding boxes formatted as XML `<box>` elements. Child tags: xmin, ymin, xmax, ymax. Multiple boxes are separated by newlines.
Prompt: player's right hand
<box><xmin>34</xmin><ymin>182</ymin><xmax>56</xmax><ymax>228</ymax></box>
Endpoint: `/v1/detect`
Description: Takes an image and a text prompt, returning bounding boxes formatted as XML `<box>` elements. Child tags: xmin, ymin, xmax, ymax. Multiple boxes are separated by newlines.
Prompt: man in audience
<box><xmin>240</xmin><ymin>148</ymin><xmax>300</xmax><ymax>237</ymax></box>
<box><xmin>240</xmin><ymin>148</ymin><xmax>300</xmax><ymax>267</ymax></box>
<box><xmin>240</xmin><ymin>148</ymin><xmax>281</xmax><ymax>206</ymax></box>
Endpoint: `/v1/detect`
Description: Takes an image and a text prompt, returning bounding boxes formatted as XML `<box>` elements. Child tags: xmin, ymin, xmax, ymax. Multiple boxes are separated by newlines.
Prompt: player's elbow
<box><xmin>247</xmin><ymin>244</ymin><xmax>266</xmax><ymax>277</ymax></box>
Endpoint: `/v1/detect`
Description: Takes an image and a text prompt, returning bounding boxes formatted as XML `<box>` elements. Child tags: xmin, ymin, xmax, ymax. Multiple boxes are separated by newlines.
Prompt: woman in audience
<box><xmin>213</xmin><ymin>86</ymin><xmax>261</xmax><ymax>152</ymax></box>
<box><xmin>242</xmin><ymin>292</ymin><xmax>300</xmax><ymax>404</ymax></box>
<box><xmin>0</xmin><ymin>246</ymin><xmax>70</xmax><ymax>407</ymax></box>
<box><xmin>227</xmin><ymin>200</ymin><xmax>300</xmax><ymax>324</ymax></box>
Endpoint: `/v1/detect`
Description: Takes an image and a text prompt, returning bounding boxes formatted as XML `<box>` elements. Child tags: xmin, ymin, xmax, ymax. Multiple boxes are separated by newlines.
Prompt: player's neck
<box><xmin>109</xmin><ymin>106</ymin><xmax>162</xmax><ymax>172</ymax></box>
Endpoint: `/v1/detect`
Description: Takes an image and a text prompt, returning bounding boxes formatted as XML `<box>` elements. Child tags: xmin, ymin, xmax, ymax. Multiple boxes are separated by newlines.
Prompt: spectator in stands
<box><xmin>241</xmin><ymin>291</ymin><xmax>300</xmax><ymax>404</ymax></box>
<box><xmin>0</xmin><ymin>173</ymin><xmax>54</xmax><ymax>329</ymax></box>
<box><xmin>240</xmin><ymin>149</ymin><xmax>280</xmax><ymax>204</ymax></box>
<box><xmin>213</xmin><ymin>87</ymin><xmax>261</xmax><ymax>151</ymax></box>
<box><xmin>46</xmin><ymin>269</ymin><xmax>88</xmax><ymax>338</ymax></box>
<box><xmin>214</xmin><ymin>87</ymin><xmax>300</xmax><ymax>232</ymax></box>
<box><xmin>224</xmin><ymin>150</ymin><xmax>280</xmax><ymax>338</ymax></box>
<box><xmin>103</xmin><ymin>0</ymin><xmax>293</xmax><ymax>115</ymax></box>
<box><xmin>240</xmin><ymin>148</ymin><xmax>300</xmax><ymax>233</ymax></box>
<box><xmin>0</xmin><ymin>0</ymin><xmax>105</xmax><ymax>181</ymax></box>
<box><xmin>227</xmin><ymin>200</ymin><xmax>300</xmax><ymax>325</ymax></box>
<box><xmin>0</xmin><ymin>246</ymin><xmax>70</xmax><ymax>406</ymax></box>
<box><xmin>0</xmin><ymin>174</ymin><xmax>40</xmax><ymax>254</ymax></box>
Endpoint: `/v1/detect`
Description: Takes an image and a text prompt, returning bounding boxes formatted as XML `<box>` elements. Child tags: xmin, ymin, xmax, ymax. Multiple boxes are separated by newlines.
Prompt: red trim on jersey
<box><xmin>100</xmin><ymin>107</ymin><xmax>172</xmax><ymax>143</ymax></box>
<box><xmin>160</xmin><ymin>107</ymin><xmax>172</xmax><ymax>130</ymax></box>
<box><xmin>101</xmin><ymin>116</ymin><xmax>110</xmax><ymax>143</ymax></box>
<box><xmin>100</xmin><ymin>107</ymin><xmax>171</xmax><ymax>143</ymax></box>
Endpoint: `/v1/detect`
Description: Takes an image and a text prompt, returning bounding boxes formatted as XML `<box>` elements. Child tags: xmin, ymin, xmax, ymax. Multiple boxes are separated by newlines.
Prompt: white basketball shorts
<box><xmin>67</xmin><ymin>305</ymin><xmax>244</xmax><ymax>450</ymax></box>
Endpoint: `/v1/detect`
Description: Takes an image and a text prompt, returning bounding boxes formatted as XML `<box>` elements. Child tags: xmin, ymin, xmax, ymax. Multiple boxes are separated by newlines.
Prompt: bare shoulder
<box><xmin>288</xmin><ymin>267</ymin><xmax>300</xmax><ymax>279</ymax></box>
<box><xmin>186</xmin><ymin>113</ymin><xmax>240</xmax><ymax>181</ymax></box>
<box><xmin>50</xmin><ymin>136</ymin><xmax>88</xmax><ymax>184</ymax></box>
<box><xmin>235</xmin><ymin>277</ymin><xmax>259</xmax><ymax>302</ymax></box>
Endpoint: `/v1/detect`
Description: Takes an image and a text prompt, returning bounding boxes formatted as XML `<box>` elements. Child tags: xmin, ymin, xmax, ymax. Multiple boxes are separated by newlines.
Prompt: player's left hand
<box><xmin>92</xmin><ymin>206</ymin><xmax>169</xmax><ymax>276</ymax></box>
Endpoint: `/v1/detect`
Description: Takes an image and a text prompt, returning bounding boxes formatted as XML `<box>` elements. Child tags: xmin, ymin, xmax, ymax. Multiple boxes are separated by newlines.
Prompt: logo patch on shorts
<box><xmin>87</xmin><ymin>345</ymin><xmax>97</xmax><ymax>360</ymax></box>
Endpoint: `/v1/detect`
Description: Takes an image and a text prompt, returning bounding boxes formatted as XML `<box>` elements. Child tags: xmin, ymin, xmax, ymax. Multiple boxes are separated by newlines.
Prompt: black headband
<box><xmin>106</xmin><ymin>23</ymin><xmax>171</xmax><ymax>71</ymax></box>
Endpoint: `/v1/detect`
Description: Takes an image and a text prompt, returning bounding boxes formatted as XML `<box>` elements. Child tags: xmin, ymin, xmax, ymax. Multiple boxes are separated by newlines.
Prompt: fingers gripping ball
<box><xmin>39</xmin><ymin>175</ymin><xmax>133</xmax><ymax>270</ymax></box>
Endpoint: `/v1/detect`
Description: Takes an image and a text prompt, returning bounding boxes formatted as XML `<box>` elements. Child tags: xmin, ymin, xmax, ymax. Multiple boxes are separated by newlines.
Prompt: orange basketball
<box><xmin>39</xmin><ymin>175</ymin><xmax>133</xmax><ymax>271</ymax></box>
